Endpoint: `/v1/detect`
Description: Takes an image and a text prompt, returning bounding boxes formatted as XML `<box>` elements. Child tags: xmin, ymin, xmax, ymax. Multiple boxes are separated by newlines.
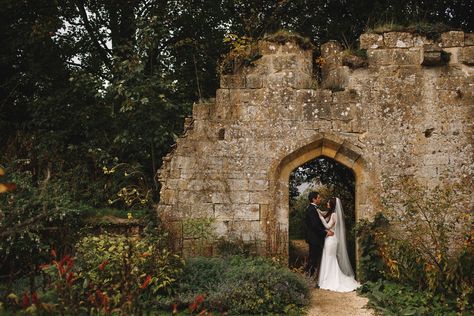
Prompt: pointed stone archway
<box><xmin>267</xmin><ymin>133</ymin><xmax>368</xmax><ymax>262</ymax></box>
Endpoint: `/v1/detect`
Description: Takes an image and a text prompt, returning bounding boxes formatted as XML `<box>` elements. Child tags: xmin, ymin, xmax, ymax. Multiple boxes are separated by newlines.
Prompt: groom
<box><xmin>305</xmin><ymin>191</ymin><xmax>333</xmax><ymax>278</ymax></box>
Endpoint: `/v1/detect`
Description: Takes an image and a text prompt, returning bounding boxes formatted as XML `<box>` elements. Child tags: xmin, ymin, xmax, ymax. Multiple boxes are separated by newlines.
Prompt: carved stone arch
<box><xmin>266</xmin><ymin>133</ymin><xmax>369</xmax><ymax>261</ymax></box>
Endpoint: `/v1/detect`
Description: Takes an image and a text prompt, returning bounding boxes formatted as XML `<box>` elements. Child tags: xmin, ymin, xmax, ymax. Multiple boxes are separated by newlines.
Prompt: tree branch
<box><xmin>74</xmin><ymin>0</ymin><xmax>113</xmax><ymax>69</ymax></box>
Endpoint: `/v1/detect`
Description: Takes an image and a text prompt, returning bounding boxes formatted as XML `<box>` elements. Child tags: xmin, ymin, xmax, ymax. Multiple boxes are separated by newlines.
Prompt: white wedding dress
<box><xmin>317</xmin><ymin>199</ymin><xmax>360</xmax><ymax>292</ymax></box>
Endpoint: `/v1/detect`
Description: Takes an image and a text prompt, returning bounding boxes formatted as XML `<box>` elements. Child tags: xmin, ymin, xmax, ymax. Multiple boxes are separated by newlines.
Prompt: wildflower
<box><xmin>66</xmin><ymin>272</ymin><xmax>76</xmax><ymax>286</ymax></box>
<box><xmin>189</xmin><ymin>294</ymin><xmax>206</xmax><ymax>313</ymax></box>
<box><xmin>127</xmin><ymin>212</ymin><xmax>133</xmax><ymax>220</ymax></box>
<box><xmin>140</xmin><ymin>275</ymin><xmax>152</xmax><ymax>289</ymax></box>
<box><xmin>22</xmin><ymin>293</ymin><xmax>30</xmax><ymax>308</ymax></box>
<box><xmin>96</xmin><ymin>290</ymin><xmax>109</xmax><ymax>311</ymax></box>
<box><xmin>39</xmin><ymin>264</ymin><xmax>50</xmax><ymax>270</ymax></box>
<box><xmin>31</xmin><ymin>292</ymin><xmax>39</xmax><ymax>305</ymax></box>
<box><xmin>98</xmin><ymin>259</ymin><xmax>109</xmax><ymax>271</ymax></box>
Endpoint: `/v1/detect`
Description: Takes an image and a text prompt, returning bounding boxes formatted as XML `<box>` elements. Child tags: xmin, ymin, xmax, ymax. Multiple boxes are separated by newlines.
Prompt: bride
<box><xmin>317</xmin><ymin>197</ymin><xmax>360</xmax><ymax>292</ymax></box>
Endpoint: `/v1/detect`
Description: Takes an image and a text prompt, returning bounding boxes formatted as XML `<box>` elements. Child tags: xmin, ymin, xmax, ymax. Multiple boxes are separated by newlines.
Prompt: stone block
<box><xmin>246</xmin><ymin>56</ymin><xmax>272</xmax><ymax>75</ymax></box>
<box><xmin>392</xmin><ymin>48</ymin><xmax>421</xmax><ymax>65</ymax></box>
<box><xmin>461</xmin><ymin>46</ymin><xmax>474</xmax><ymax>65</ymax></box>
<box><xmin>367</xmin><ymin>49</ymin><xmax>393</xmax><ymax>66</ymax></box>
<box><xmin>280</xmin><ymin>41</ymin><xmax>308</xmax><ymax>55</ymax></box>
<box><xmin>220</xmin><ymin>75</ymin><xmax>246</xmax><ymax>89</ymax></box>
<box><xmin>303</xmin><ymin>99</ymin><xmax>331</xmax><ymax>120</ymax></box>
<box><xmin>424</xmin><ymin>153</ymin><xmax>449</xmax><ymax>166</ymax></box>
<box><xmin>422</xmin><ymin>44</ymin><xmax>443</xmax><ymax>66</ymax></box>
<box><xmin>272</xmin><ymin>54</ymin><xmax>298</xmax><ymax>72</ymax></box>
<box><xmin>214</xmin><ymin>204</ymin><xmax>233</xmax><ymax>220</ymax></box>
<box><xmin>332</xmin><ymin>103</ymin><xmax>355</xmax><ymax>122</ymax></box>
<box><xmin>192</xmin><ymin>103</ymin><xmax>210</xmax><ymax>119</ymax></box>
<box><xmin>267</xmin><ymin>72</ymin><xmax>312</xmax><ymax>89</ymax></box>
<box><xmin>187</xmin><ymin>179</ymin><xmax>205</xmax><ymax>191</ymax></box>
<box><xmin>211</xmin><ymin>192</ymin><xmax>231</xmax><ymax>204</ymax></box>
<box><xmin>227</xmin><ymin>179</ymin><xmax>249</xmax><ymax>190</ymax></box>
<box><xmin>441</xmin><ymin>31</ymin><xmax>464</xmax><ymax>47</ymax></box>
<box><xmin>249</xmin><ymin>191</ymin><xmax>270</xmax><ymax>204</ymax></box>
<box><xmin>249</xmin><ymin>179</ymin><xmax>269</xmax><ymax>191</ymax></box>
<box><xmin>383</xmin><ymin>32</ymin><xmax>414</xmax><ymax>48</ymax></box>
<box><xmin>322</xmin><ymin>67</ymin><xmax>349</xmax><ymax>90</ymax></box>
<box><xmin>413</xmin><ymin>35</ymin><xmax>433</xmax><ymax>47</ymax></box>
<box><xmin>214</xmin><ymin>204</ymin><xmax>260</xmax><ymax>221</ymax></box>
<box><xmin>332</xmin><ymin>90</ymin><xmax>356</xmax><ymax>104</ymax></box>
<box><xmin>178</xmin><ymin>190</ymin><xmax>211</xmax><ymax>204</ymax></box>
<box><xmin>175</xmin><ymin>156</ymin><xmax>195</xmax><ymax>169</ymax></box>
<box><xmin>442</xmin><ymin>47</ymin><xmax>460</xmax><ymax>64</ymax></box>
<box><xmin>331</xmin><ymin>119</ymin><xmax>352</xmax><ymax>133</ymax></box>
<box><xmin>216</xmin><ymin>88</ymin><xmax>230</xmax><ymax>106</ymax></box>
<box><xmin>230</xmin><ymin>191</ymin><xmax>250</xmax><ymax>203</ymax></box>
<box><xmin>321</xmin><ymin>40</ymin><xmax>343</xmax><ymax>57</ymax></box>
<box><xmin>258</xmin><ymin>41</ymin><xmax>279</xmax><ymax>55</ymax></box>
<box><xmin>246</xmin><ymin>74</ymin><xmax>263</xmax><ymax>89</ymax></box>
<box><xmin>235</xmin><ymin>204</ymin><xmax>260</xmax><ymax>221</ymax></box>
<box><xmin>238</xmin><ymin>221</ymin><xmax>265</xmax><ymax>241</ymax></box>
<box><xmin>465</xmin><ymin>33</ymin><xmax>474</xmax><ymax>46</ymax></box>
<box><xmin>359</xmin><ymin>33</ymin><xmax>384</xmax><ymax>49</ymax></box>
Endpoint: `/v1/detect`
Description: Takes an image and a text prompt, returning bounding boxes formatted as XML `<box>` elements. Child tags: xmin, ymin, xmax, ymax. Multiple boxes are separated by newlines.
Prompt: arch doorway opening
<box><xmin>288</xmin><ymin>156</ymin><xmax>356</xmax><ymax>271</ymax></box>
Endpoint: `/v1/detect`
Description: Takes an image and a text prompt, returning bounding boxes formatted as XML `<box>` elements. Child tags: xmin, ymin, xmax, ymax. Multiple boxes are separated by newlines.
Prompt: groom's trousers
<box><xmin>307</xmin><ymin>242</ymin><xmax>323</xmax><ymax>277</ymax></box>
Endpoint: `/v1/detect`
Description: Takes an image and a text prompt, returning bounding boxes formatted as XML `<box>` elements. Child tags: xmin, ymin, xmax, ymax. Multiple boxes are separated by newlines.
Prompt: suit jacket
<box><xmin>305</xmin><ymin>203</ymin><xmax>327</xmax><ymax>246</ymax></box>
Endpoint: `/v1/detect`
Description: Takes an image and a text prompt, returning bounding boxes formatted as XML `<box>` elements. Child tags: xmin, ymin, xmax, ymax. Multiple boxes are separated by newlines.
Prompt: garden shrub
<box><xmin>73</xmin><ymin>233</ymin><xmax>183</xmax><ymax>310</ymax></box>
<box><xmin>157</xmin><ymin>256</ymin><xmax>310</xmax><ymax>315</ymax></box>
<box><xmin>355</xmin><ymin>213</ymin><xmax>388</xmax><ymax>282</ymax></box>
<box><xmin>0</xmin><ymin>170</ymin><xmax>86</xmax><ymax>283</ymax></box>
<box><xmin>358</xmin><ymin>177</ymin><xmax>474</xmax><ymax>314</ymax></box>
<box><xmin>1</xmin><ymin>232</ymin><xmax>184</xmax><ymax>315</ymax></box>
<box><xmin>359</xmin><ymin>279</ymin><xmax>470</xmax><ymax>316</ymax></box>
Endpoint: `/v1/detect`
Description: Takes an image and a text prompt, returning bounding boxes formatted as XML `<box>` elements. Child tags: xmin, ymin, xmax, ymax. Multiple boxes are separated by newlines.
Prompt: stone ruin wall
<box><xmin>157</xmin><ymin>31</ymin><xmax>474</xmax><ymax>259</ymax></box>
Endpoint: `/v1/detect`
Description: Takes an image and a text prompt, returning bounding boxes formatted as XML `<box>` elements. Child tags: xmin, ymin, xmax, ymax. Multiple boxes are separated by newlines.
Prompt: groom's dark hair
<box><xmin>308</xmin><ymin>191</ymin><xmax>319</xmax><ymax>202</ymax></box>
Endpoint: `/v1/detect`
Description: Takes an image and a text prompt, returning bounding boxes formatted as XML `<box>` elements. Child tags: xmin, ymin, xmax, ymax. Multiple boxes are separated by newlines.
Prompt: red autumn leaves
<box><xmin>41</xmin><ymin>250</ymin><xmax>77</xmax><ymax>287</ymax></box>
<box><xmin>22</xmin><ymin>292</ymin><xmax>40</xmax><ymax>309</ymax></box>
<box><xmin>98</xmin><ymin>259</ymin><xmax>109</xmax><ymax>271</ymax></box>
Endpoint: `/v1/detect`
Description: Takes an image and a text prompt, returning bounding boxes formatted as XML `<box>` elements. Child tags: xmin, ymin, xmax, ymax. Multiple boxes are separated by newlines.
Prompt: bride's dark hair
<box><xmin>327</xmin><ymin>197</ymin><xmax>337</xmax><ymax>214</ymax></box>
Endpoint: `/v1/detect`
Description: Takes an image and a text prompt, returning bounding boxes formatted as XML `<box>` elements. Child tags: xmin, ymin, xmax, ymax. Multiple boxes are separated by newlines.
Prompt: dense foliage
<box><xmin>1</xmin><ymin>232</ymin><xmax>184</xmax><ymax>315</ymax></box>
<box><xmin>157</xmin><ymin>256</ymin><xmax>310</xmax><ymax>315</ymax></box>
<box><xmin>357</xmin><ymin>178</ymin><xmax>474</xmax><ymax>314</ymax></box>
<box><xmin>1</xmin><ymin>1</ymin><xmax>474</xmax><ymax>314</ymax></box>
<box><xmin>359</xmin><ymin>280</ymin><xmax>470</xmax><ymax>316</ymax></box>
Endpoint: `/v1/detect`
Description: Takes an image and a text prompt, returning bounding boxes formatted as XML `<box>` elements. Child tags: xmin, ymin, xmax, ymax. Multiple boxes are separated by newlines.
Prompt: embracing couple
<box><xmin>305</xmin><ymin>191</ymin><xmax>360</xmax><ymax>292</ymax></box>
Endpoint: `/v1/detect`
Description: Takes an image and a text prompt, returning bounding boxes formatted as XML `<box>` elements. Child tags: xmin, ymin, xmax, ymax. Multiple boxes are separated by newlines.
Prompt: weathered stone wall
<box><xmin>157</xmin><ymin>31</ymin><xmax>474</xmax><ymax>259</ymax></box>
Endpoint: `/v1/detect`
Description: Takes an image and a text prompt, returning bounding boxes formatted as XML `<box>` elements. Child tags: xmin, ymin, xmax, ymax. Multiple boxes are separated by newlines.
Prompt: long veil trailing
<box><xmin>335</xmin><ymin>198</ymin><xmax>355</xmax><ymax>277</ymax></box>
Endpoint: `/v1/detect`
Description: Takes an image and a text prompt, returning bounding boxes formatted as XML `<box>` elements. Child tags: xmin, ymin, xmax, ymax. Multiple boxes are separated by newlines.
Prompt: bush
<box><xmin>1</xmin><ymin>233</ymin><xmax>184</xmax><ymax>315</ymax></box>
<box><xmin>355</xmin><ymin>213</ymin><xmax>388</xmax><ymax>282</ymax></box>
<box><xmin>380</xmin><ymin>178</ymin><xmax>473</xmax><ymax>303</ymax></box>
<box><xmin>0</xmin><ymin>170</ymin><xmax>86</xmax><ymax>281</ymax></box>
<box><xmin>157</xmin><ymin>256</ymin><xmax>310</xmax><ymax>315</ymax></box>
<box><xmin>359</xmin><ymin>280</ymin><xmax>472</xmax><ymax>316</ymax></box>
<box><xmin>357</xmin><ymin>177</ymin><xmax>474</xmax><ymax>314</ymax></box>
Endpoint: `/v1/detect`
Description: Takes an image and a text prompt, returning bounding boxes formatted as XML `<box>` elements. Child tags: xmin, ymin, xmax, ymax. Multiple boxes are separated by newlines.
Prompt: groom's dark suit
<box><xmin>305</xmin><ymin>203</ymin><xmax>327</xmax><ymax>277</ymax></box>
